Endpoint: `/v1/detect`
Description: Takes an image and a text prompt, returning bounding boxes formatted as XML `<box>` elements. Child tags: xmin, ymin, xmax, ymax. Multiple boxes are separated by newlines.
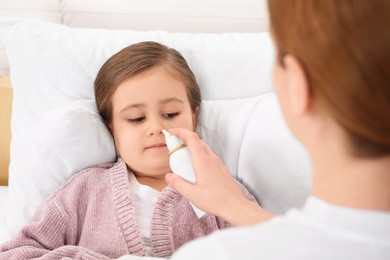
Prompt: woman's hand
<box><xmin>165</xmin><ymin>128</ymin><xmax>273</xmax><ymax>226</ymax></box>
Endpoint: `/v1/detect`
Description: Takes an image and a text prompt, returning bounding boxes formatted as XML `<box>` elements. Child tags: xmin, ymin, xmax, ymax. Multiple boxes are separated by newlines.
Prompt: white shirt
<box><xmin>171</xmin><ymin>196</ymin><xmax>390</xmax><ymax>260</ymax></box>
<box><xmin>128</xmin><ymin>173</ymin><xmax>160</xmax><ymax>256</ymax></box>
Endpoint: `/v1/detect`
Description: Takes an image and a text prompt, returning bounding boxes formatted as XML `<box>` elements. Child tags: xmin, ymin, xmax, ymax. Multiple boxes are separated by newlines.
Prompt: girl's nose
<box><xmin>146</xmin><ymin>118</ymin><xmax>164</xmax><ymax>136</ymax></box>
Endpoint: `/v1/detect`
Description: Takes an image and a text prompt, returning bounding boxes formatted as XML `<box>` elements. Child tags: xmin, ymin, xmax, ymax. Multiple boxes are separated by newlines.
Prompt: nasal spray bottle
<box><xmin>162</xmin><ymin>129</ymin><xmax>206</xmax><ymax>218</ymax></box>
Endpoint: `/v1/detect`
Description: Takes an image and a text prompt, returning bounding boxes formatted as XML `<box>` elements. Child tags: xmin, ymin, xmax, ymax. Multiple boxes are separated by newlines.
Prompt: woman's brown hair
<box><xmin>268</xmin><ymin>0</ymin><xmax>390</xmax><ymax>157</ymax></box>
<box><xmin>94</xmin><ymin>41</ymin><xmax>201</xmax><ymax>125</ymax></box>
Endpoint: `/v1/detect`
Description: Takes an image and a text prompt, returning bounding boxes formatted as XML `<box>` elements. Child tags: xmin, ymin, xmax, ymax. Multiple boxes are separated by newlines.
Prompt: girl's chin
<box><xmin>139</xmin><ymin>165</ymin><xmax>171</xmax><ymax>176</ymax></box>
<box><xmin>125</xmin><ymin>157</ymin><xmax>170</xmax><ymax>175</ymax></box>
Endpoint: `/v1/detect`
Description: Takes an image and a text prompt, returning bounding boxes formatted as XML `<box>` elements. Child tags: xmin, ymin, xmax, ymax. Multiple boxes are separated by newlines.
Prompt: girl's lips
<box><xmin>146</xmin><ymin>143</ymin><xmax>167</xmax><ymax>149</ymax></box>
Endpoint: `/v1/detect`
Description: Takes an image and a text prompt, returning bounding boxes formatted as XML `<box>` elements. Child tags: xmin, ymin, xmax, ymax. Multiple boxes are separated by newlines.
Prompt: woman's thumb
<box><xmin>165</xmin><ymin>173</ymin><xmax>195</xmax><ymax>200</ymax></box>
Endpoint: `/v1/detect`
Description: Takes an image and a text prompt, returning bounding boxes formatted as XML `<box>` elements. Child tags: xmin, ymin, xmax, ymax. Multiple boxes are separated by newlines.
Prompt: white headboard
<box><xmin>0</xmin><ymin>0</ymin><xmax>269</xmax><ymax>76</ymax></box>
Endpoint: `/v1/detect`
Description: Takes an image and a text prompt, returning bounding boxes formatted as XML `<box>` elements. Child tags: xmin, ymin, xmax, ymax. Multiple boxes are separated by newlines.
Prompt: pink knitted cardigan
<box><xmin>0</xmin><ymin>159</ymin><xmax>255</xmax><ymax>259</ymax></box>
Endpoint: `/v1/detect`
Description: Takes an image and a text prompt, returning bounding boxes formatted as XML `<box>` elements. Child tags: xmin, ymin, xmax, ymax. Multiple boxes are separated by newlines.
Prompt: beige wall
<box><xmin>0</xmin><ymin>76</ymin><xmax>11</xmax><ymax>185</ymax></box>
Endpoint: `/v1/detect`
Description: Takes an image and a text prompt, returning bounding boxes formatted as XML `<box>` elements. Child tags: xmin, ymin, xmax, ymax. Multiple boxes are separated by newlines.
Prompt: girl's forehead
<box><xmin>115</xmin><ymin>73</ymin><xmax>187</xmax><ymax>96</ymax></box>
<box><xmin>120</xmin><ymin>66</ymin><xmax>185</xmax><ymax>88</ymax></box>
<box><xmin>111</xmin><ymin>70</ymin><xmax>190</xmax><ymax>111</ymax></box>
<box><xmin>131</xmin><ymin>65</ymin><xmax>183</xmax><ymax>81</ymax></box>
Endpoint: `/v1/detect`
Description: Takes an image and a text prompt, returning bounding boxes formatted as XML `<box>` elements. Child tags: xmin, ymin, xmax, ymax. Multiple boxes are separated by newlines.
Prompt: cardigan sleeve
<box><xmin>0</xmin><ymin>198</ymin><xmax>109</xmax><ymax>259</ymax></box>
<box><xmin>235</xmin><ymin>179</ymin><xmax>257</xmax><ymax>203</ymax></box>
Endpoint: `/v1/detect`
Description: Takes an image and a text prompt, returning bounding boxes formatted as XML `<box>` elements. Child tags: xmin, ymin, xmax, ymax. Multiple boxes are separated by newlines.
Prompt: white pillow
<box><xmin>196</xmin><ymin>95</ymin><xmax>265</xmax><ymax>177</ymax></box>
<box><xmin>0</xmin><ymin>17</ymin><xmax>311</xmax><ymax>240</ymax></box>
<box><xmin>8</xmin><ymin>100</ymin><xmax>117</xmax><ymax>236</ymax></box>
<box><xmin>237</xmin><ymin>94</ymin><xmax>312</xmax><ymax>214</ymax></box>
<box><xmin>33</xmin><ymin>99</ymin><xmax>117</xmax><ymax>198</ymax></box>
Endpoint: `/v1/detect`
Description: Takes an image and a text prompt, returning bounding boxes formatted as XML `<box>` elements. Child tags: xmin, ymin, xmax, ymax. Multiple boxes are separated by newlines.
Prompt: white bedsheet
<box><xmin>0</xmin><ymin>186</ymin><xmax>9</xmax><ymax>243</ymax></box>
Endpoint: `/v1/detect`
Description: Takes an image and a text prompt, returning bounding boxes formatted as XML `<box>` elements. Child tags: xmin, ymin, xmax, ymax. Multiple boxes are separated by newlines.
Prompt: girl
<box><xmin>0</xmin><ymin>41</ymin><xmax>255</xmax><ymax>259</ymax></box>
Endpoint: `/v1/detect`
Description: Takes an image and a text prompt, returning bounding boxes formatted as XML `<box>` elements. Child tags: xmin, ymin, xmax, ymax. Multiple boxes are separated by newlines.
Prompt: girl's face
<box><xmin>110</xmin><ymin>66</ymin><xmax>197</xmax><ymax>180</ymax></box>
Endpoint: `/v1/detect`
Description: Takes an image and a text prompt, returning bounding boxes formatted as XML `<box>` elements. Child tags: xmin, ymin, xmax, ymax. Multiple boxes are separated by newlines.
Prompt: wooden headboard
<box><xmin>0</xmin><ymin>76</ymin><xmax>11</xmax><ymax>185</ymax></box>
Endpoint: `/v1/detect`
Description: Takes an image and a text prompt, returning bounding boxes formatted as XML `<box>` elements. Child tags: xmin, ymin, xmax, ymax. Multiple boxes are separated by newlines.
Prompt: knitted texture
<box><xmin>0</xmin><ymin>159</ymin><xmax>256</xmax><ymax>259</ymax></box>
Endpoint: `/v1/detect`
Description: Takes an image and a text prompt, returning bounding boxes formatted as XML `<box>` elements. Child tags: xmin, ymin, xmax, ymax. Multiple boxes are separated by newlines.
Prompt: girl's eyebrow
<box><xmin>160</xmin><ymin>97</ymin><xmax>184</xmax><ymax>104</ymax></box>
<box><xmin>120</xmin><ymin>103</ymin><xmax>145</xmax><ymax>113</ymax></box>
<box><xmin>120</xmin><ymin>97</ymin><xmax>184</xmax><ymax>113</ymax></box>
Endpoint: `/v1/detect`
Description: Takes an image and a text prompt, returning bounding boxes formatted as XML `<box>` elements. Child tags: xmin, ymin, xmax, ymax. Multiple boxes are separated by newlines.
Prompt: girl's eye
<box><xmin>128</xmin><ymin>117</ymin><xmax>145</xmax><ymax>123</ymax></box>
<box><xmin>163</xmin><ymin>112</ymin><xmax>179</xmax><ymax>119</ymax></box>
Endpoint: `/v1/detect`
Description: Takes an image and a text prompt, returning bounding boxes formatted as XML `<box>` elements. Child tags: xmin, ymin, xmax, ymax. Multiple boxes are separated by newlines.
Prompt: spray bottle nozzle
<box><xmin>163</xmin><ymin>129</ymin><xmax>184</xmax><ymax>151</ymax></box>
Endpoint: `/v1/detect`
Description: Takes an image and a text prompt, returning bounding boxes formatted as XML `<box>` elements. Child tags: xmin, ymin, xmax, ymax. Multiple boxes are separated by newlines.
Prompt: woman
<box><xmin>166</xmin><ymin>1</ymin><xmax>390</xmax><ymax>259</ymax></box>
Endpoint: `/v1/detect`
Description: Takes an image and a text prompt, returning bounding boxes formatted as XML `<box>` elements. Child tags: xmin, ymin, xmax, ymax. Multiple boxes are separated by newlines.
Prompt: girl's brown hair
<box><xmin>94</xmin><ymin>41</ymin><xmax>201</xmax><ymax>125</ymax></box>
<box><xmin>268</xmin><ymin>0</ymin><xmax>390</xmax><ymax>157</ymax></box>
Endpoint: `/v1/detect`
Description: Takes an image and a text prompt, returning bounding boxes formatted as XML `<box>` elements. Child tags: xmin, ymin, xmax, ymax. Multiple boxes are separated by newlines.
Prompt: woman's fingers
<box><xmin>165</xmin><ymin>128</ymin><xmax>271</xmax><ymax>225</ymax></box>
<box><xmin>167</xmin><ymin>128</ymin><xmax>209</xmax><ymax>161</ymax></box>
<box><xmin>165</xmin><ymin>173</ymin><xmax>199</xmax><ymax>201</ymax></box>
<box><xmin>165</xmin><ymin>128</ymin><xmax>238</xmax><ymax>216</ymax></box>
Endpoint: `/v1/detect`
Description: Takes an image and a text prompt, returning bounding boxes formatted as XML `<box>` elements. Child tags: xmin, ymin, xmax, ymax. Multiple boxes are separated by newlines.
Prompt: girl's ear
<box><xmin>107</xmin><ymin>122</ymin><xmax>119</xmax><ymax>155</ymax></box>
<box><xmin>107</xmin><ymin>122</ymin><xmax>114</xmax><ymax>135</ymax></box>
<box><xmin>283</xmin><ymin>55</ymin><xmax>311</xmax><ymax>116</ymax></box>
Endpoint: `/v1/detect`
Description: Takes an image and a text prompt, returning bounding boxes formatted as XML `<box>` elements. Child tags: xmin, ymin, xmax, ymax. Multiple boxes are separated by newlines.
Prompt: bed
<box><xmin>0</xmin><ymin>0</ymin><xmax>312</xmax><ymax>255</ymax></box>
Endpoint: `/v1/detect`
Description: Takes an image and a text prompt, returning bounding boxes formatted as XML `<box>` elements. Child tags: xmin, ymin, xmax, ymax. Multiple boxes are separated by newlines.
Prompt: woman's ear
<box><xmin>283</xmin><ymin>55</ymin><xmax>311</xmax><ymax>116</ymax></box>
